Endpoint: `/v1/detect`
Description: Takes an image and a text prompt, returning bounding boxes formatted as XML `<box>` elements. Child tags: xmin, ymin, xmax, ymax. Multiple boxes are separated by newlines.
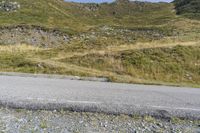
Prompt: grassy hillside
<box><xmin>0</xmin><ymin>0</ymin><xmax>178</xmax><ymax>32</ymax></box>
<box><xmin>0</xmin><ymin>0</ymin><xmax>200</xmax><ymax>87</ymax></box>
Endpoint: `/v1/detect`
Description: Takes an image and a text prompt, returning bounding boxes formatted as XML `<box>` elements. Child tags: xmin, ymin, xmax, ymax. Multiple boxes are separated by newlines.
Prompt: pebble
<box><xmin>79</xmin><ymin>120</ymin><xmax>84</xmax><ymax>124</ymax></box>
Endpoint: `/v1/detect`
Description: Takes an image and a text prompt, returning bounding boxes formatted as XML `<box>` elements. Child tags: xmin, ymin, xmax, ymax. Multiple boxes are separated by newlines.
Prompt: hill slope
<box><xmin>0</xmin><ymin>0</ymin><xmax>177</xmax><ymax>32</ymax></box>
<box><xmin>0</xmin><ymin>0</ymin><xmax>200</xmax><ymax>87</ymax></box>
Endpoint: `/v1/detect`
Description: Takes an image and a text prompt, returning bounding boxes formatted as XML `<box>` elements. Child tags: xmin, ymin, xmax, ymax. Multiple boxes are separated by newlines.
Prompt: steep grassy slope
<box><xmin>0</xmin><ymin>0</ymin><xmax>178</xmax><ymax>32</ymax></box>
<box><xmin>0</xmin><ymin>0</ymin><xmax>200</xmax><ymax>87</ymax></box>
<box><xmin>0</xmin><ymin>0</ymin><xmax>199</xmax><ymax>36</ymax></box>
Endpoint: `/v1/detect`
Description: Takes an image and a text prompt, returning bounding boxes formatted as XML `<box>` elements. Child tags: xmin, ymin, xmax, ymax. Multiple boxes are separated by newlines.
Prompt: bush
<box><xmin>174</xmin><ymin>0</ymin><xmax>200</xmax><ymax>16</ymax></box>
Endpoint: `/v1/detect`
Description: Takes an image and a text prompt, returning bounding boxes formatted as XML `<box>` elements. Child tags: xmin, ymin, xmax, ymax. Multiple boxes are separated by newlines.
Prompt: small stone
<box><xmin>104</xmin><ymin>124</ymin><xmax>108</xmax><ymax>128</ymax></box>
<box><xmin>79</xmin><ymin>120</ymin><xmax>84</xmax><ymax>124</ymax></box>
<box><xmin>84</xmin><ymin>124</ymin><xmax>88</xmax><ymax>127</ymax></box>
<box><xmin>156</xmin><ymin>123</ymin><xmax>163</xmax><ymax>127</ymax></box>
<box><xmin>164</xmin><ymin>125</ymin><xmax>168</xmax><ymax>129</ymax></box>
<box><xmin>143</xmin><ymin>126</ymin><xmax>149</xmax><ymax>131</ymax></box>
<box><xmin>34</xmin><ymin>126</ymin><xmax>39</xmax><ymax>131</ymax></box>
<box><xmin>152</xmin><ymin>125</ymin><xmax>159</xmax><ymax>129</ymax></box>
<box><xmin>141</xmin><ymin>123</ymin><xmax>145</xmax><ymax>127</ymax></box>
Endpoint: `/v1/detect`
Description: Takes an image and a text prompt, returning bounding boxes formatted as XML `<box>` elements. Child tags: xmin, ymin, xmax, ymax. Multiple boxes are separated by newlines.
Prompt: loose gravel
<box><xmin>0</xmin><ymin>108</ymin><xmax>199</xmax><ymax>133</ymax></box>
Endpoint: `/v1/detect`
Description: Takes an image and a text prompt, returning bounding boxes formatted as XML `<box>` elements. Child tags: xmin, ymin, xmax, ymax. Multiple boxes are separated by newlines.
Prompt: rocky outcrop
<box><xmin>79</xmin><ymin>3</ymin><xmax>100</xmax><ymax>11</ymax></box>
<box><xmin>0</xmin><ymin>1</ymin><xmax>20</xmax><ymax>12</ymax></box>
<box><xmin>0</xmin><ymin>25</ymin><xmax>69</xmax><ymax>48</ymax></box>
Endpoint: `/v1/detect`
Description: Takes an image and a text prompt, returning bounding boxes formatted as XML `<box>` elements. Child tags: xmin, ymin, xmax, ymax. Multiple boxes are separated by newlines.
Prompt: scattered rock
<box><xmin>74</xmin><ymin>25</ymin><xmax>173</xmax><ymax>44</ymax></box>
<box><xmin>0</xmin><ymin>1</ymin><xmax>20</xmax><ymax>12</ymax></box>
<box><xmin>0</xmin><ymin>107</ymin><xmax>198</xmax><ymax>132</ymax></box>
<box><xmin>79</xmin><ymin>3</ymin><xmax>100</xmax><ymax>11</ymax></box>
<box><xmin>0</xmin><ymin>25</ymin><xmax>70</xmax><ymax>48</ymax></box>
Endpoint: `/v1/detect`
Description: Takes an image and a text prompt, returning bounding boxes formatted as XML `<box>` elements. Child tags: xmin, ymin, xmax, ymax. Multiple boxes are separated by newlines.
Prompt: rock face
<box><xmin>0</xmin><ymin>25</ymin><xmax>69</xmax><ymax>48</ymax></box>
<box><xmin>0</xmin><ymin>1</ymin><xmax>20</xmax><ymax>12</ymax></box>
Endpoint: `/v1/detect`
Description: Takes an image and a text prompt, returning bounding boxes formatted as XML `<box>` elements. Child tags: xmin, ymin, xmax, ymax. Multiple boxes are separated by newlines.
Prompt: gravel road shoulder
<box><xmin>0</xmin><ymin>108</ymin><xmax>199</xmax><ymax>133</ymax></box>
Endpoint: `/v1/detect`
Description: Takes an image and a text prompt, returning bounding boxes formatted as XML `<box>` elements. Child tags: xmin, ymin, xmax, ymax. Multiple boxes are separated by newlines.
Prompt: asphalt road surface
<box><xmin>0</xmin><ymin>75</ymin><xmax>200</xmax><ymax>119</ymax></box>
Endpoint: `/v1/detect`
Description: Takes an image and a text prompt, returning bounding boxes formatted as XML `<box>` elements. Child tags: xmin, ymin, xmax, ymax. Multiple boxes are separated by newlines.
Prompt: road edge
<box><xmin>0</xmin><ymin>72</ymin><xmax>109</xmax><ymax>82</ymax></box>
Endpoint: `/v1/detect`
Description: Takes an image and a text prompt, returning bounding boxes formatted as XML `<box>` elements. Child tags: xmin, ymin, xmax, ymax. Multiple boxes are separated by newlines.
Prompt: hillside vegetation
<box><xmin>174</xmin><ymin>0</ymin><xmax>200</xmax><ymax>19</ymax></box>
<box><xmin>0</xmin><ymin>0</ymin><xmax>200</xmax><ymax>87</ymax></box>
<box><xmin>0</xmin><ymin>0</ymin><xmax>178</xmax><ymax>33</ymax></box>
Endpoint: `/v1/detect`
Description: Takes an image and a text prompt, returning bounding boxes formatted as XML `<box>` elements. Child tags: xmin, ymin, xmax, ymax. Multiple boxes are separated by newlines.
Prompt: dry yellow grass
<box><xmin>53</xmin><ymin>40</ymin><xmax>200</xmax><ymax>60</ymax></box>
<box><xmin>0</xmin><ymin>41</ymin><xmax>199</xmax><ymax>87</ymax></box>
<box><xmin>0</xmin><ymin>44</ymin><xmax>41</xmax><ymax>53</ymax></box>
<box><xmin>30</xmin><ymin>58</ymin><xmax>199</xmax><ymax>87</ymax></box>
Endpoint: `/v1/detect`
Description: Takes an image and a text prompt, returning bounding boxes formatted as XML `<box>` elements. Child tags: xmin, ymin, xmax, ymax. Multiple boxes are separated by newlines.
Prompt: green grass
<box><xmin>0</xmin><ymin>51</ymin><xmax>58</xmax><ymax>74</ymax></box>
<box><xmin>0</xmin><ymin>0</ymin><xmax>181</xmax><ymax>33</ymax></box>
<box><xmin>61</xmin><ymin>45</ymin><xmax>200</xmax><ymax>86</ymax></box>
<box><xmin>40</xmin><ymin>120</ymin><xmax>47</xmax><ymax>129</ymax></box>
<box><xmin>0</xmin><ymin>43</ymin><xmax>199</xmax><ymax>87</ymax></box>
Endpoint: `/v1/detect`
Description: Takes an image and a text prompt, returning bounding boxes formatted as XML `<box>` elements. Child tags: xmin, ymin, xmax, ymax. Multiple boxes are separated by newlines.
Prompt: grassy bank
<box><xmin>0</xmin><ymin>41</ymin><xmax>199</xmax><ymax>87</ymax></box>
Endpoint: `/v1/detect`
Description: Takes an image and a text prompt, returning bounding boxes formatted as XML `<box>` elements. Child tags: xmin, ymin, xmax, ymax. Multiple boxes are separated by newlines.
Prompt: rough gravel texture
<box><xmin>0</xmin><ymin>25</ymin><xmax>69</xmax><ymax>48</ymax></box>
<box><xmin>0</xmin><ymin>108</ymin><xmax>199</xmax><ymax>133</ymax></box>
